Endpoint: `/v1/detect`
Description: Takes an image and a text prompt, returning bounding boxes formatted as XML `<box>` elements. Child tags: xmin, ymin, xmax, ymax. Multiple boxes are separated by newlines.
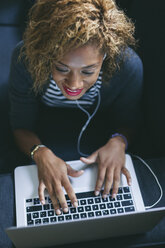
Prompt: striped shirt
<box><xmin>41</xmin><ymin>71</ymin><xmax>103</xmax><ymax>108</ymax></box>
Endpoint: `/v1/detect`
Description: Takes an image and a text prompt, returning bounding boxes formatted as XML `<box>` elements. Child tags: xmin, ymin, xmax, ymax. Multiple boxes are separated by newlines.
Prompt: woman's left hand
<box><xmin>80</xmin><ymin>136</ymin><xmax>132</xmax><ymax>198</ymax></box>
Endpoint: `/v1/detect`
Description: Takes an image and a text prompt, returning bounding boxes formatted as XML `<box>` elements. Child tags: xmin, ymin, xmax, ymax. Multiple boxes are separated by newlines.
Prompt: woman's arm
<box><xmin>13</xmin><ymin>128</ymin><xmax>83</xmax><ymax>215</ymax></box>
<box><xmin>13</xmin><ymin>129</ymin><xmax>42</xmax><ymax>157</ymax></box>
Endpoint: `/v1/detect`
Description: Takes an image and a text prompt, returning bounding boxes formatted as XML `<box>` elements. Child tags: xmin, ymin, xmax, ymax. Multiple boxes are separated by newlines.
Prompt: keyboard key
<box><xmin>27</xmin><ymin>213</ymin><xmax>32</xmax><ymax>221</ymax></box>
<box><xmin>125</xmin><ymin>206</ymin><xmax>135</xmax><ymax>212</ymax></box>
<box><xmin>65</xmin><ymin>215</ymin><xmax>72</xmax><ymax>221</ymax></box>
<box><xmin>121</xmin><ymin>200</ymin><xmax>133</xmax><ymax>207</ymax></box>
<box><xmin>88</xmin><ymin>198</ymin><xmax>94</xmax><ymax>204</ymax></box>
<box><xmin>34</xmin><ymin>198</ymin><xmax>40</xmax><ymax>205</ymax></box>
<box><xmin>26</xmin><ymin>206</ymin><xmax>42</xmax><ymax>212</ymax></box>
<box><xmin>43</xmin><ymin>204</ymin><xmax>50</xmax><ymax>210</ymax></box>
<box><xmin>43</xmin><ymin>218</ymin><xmax>49</xmax><ymax>224</ymax></box>
<box><xmin>50</xmin><ymin>217</ymin><xmax>57</xmax><ymax>222</ymax></box>
<box><xmin>48</xmin><ymin>210</ymin><xmax>54</xmax><ymax>216</ymax></box>
<box><xmin>35</xmin><ymin>219</ymin><xmax>41</xmax><ymax>225</ymax></box>
<box><xmin>58</xmin><ymin>216</ymin><xmax>64</xmax><ymax>222</ymax></box>
<box><xmin>80</xmin><ymin>199</ymin><xmax>86</xmax><ymax>205</ymax></box>
<box><xmin>85</xmin><ymin>206</ymin><xmax>91</xmax><ymax>211</ymax></box>
<box><xmin>27</xmin><ymin>220</ymin><xmax>34</xmax><ymax>225</ymax></box>
<box><xmin>117</xmin><ymin>208</ymin><xmax>124</xmax><ymax>214</ymax></box>
<box><xmin>100</xmin><ymin>204</ymin><xmax>106</xmax><ymax>209</ymax></box>
<box><xmin>78</xmin><ymin>206</ymin><xmax>84</xmax><ymax>213</ymax></box>
<box><xmin>26</xmin><ymin>199</ymin><xmax>32</xmax><ymax>203</ymax></box>
<box><xmin>92</xmin><ymin>205</ymin><xmax>99</xmax><ymax>211</ymax></box>
<box><xmin>102</xmin><ymin>197</ymin><xmax>108</xmax><ymax>202</ymax></box>
<box><xmin>70</xmin><ymin>207</ymin><xmax>77</xmax><ymax>213</ymax></box>
<box><xmin>73</xmin><ymin>214</ymin><xmax>79</xmax><ymax>219</ymax></box>
<box><xmin>67</xmin><ymin>201</ymin><xmax>72</xmax><ymax>207</ymax></box>
<box><xmin>88</xmin><ymin>212</ymin><xmax>94</xmax><ymax>218</ymax></box>
<box><xmin>109</xmin><ymin>197</ymin><xmax>115</xmax><ymax>201</ymax></box>
<box><xmin>65</xmin><ymin>194</ymin><xmax>70</xmax><ymax>201</ymax></box>
<box><xmin>76</xmin><ymin>191</ymin><xmax>94</xmax><ymax>199</ymax></box>
<box><xmin>123</xmin><ymin>194</ymin><xmax>132</xmax><ymax>200</ymax></box>
<box><xmin>118</xmin><ymin>187</ymin><xmax>123</xmax><ymax>194</ymax></box>
<box><xmin>80</xmin><ymin>213</ymin><xmax>87</xmax><ymax>219</ymax></box>
<box><xmin>116</xmin><ymin>195</ymin><xmax>123</xmax><ymax>201</ymax></box>
<box><xmin>33</xmin><ymin>212</ymin><xmax>39</xmax><ymax>219</ymax></box>
<box><xmin>123</xmin><ymin>187</ymin><xmax>130</xmax><ymax>193</ymax></box>
<box><xmin>95</xmin><ymin>198</ymin><xmax>101</xmax><ymax>203</ymax></box>
<box><xmin>63</xmin><ymin>210</ymin><xmax>69</xmax><ymax>215</ymax></box>
<box><xmin>110</xmin><ymin>209</ymin><xmax>116</xmax><ymax>215</ymax></box>
<box><xmin>102</xmin><ymin>210</ymin><xmax>109</xmax><ymax>215</ymax></box>
<box><xmin>95</xmin><ymin>211</ymin><xmax>102</xmax><ymax>217</ymax></box>
<box><xmin>114</xmin><ymin>202</ymin><xmax>121</xmax><ymax>208</ymax></box>
<box><xmin>40</xmin><ymin>211</ymin><xmax>47</xmax><ymax>218</ymax></box>
<box><xmin>107</xmin><ymin>203</ymin><xmax>113</xmax><ymax>208</ymax></box>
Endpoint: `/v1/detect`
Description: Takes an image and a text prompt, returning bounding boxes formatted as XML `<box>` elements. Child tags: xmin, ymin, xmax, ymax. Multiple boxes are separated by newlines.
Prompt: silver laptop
<box><xmin>6</xmin><ymin>154</ymin><xmax>165</xmax><ymax>248</ymax></box>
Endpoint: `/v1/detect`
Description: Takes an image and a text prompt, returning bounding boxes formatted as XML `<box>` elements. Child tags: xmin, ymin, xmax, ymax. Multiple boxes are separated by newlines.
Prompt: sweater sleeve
<box><xmin>9</xmin><ymin>41</ymin><xmax>39</xmax><ymax>131</ymax></box>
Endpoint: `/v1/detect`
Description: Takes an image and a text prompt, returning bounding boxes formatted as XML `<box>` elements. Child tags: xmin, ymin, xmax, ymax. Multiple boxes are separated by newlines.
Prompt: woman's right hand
<box><xmin>33</xmin><ymin>147</ymin><xmax>84</xmax><ymax>215</ymax></box>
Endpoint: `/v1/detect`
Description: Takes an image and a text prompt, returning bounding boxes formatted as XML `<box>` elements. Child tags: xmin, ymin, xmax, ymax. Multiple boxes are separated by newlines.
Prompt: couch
<box><xmin>0</xmin><ymin>0</ymin><xmax>165</xmax><ymax>173</ymax></box>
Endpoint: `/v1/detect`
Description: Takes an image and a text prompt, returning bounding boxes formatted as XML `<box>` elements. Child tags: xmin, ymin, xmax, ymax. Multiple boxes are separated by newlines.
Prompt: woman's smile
<box><xmin>63</xmin><ymin>85</ymin><xmax>84</xmax><ymax>96</ymax></box>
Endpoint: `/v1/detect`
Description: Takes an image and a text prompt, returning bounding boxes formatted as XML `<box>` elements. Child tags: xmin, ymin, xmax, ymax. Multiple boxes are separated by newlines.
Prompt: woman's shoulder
<box><xmin>11</xmin><ymin>40</ymin><xmax>25</xmax><ymax>64</ymax></box>
<box><xmin>9</xmin><ymin>40</ymin><xmax>36</xmax><ymax>91</ymax></box>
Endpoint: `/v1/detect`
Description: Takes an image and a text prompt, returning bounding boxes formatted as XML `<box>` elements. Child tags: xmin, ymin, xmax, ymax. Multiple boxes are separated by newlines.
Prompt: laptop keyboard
<box><xmin>25</xmin><ymin>187</ymin><xmax>135</xmax><ymax>226</ymax></box>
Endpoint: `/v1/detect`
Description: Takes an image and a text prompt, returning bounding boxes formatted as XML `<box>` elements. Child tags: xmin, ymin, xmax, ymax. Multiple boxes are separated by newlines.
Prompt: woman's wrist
<box><xmin>30</xmin><ymin>144</ymin><xmax>46</xmax><ymax>160</ymax></box>
<box><xmin>32</xmin><ymin>145</ymin><xmax>51</xmax><ymax>162</ymax></box>
<box><xmin>110</xmin><ymin>133</ymin><xmax>128</xmax><ymax>151</ymax></box>
<box><xmin>108</xmin><ymin>135</ymin><xmax>127</xmax><ymax>151</ymax></box>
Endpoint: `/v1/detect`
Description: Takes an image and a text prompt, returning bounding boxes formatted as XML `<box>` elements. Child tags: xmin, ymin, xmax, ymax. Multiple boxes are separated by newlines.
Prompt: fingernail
<box><xmin>63</xmin><ymin>207</ymin><xmax>68</xmax><ymax>213</ymax></box>
<box><xmin>73</xmin><ymin>202</ymin><xmax>78</xmax><ymax>208</ymax></box>
<box><xmin>56</xmin><ymin>209</ymin><xmax>61</xmax><ymax>215</ymax></box>
<box><xmin>95</xmin><ymin>191</ymin><xmax>99</xmax><ymax>196</ymax></box>
<box><xmin>102</xmin><ymin>194</ymin><xmax>107</xmax><ymax>199</ymax></box>
<box><xmin>41</xmin><ymin>200</ymin><xmax>45</xmax><ymax>205</ymax></box>
<box><xmin>129</xmin><ymin>180</ymin><xmax>132</xmax><ymax>186</ymax></box>
<box><xmin>112</xmin><ymin>194</ymin><xmax>116</xmax><ymax>198</ymax></box>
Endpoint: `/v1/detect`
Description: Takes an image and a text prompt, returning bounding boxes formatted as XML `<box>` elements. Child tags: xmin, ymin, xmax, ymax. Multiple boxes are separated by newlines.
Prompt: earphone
<box><xmin>131</xmin><ymin>154</ymin><xmax>163</xmax><ymax>209</ymax></box>
<box><xmin>76</xmin><ymin>89</ymin><xmax>101</xmax><ymax>157</ymax></box>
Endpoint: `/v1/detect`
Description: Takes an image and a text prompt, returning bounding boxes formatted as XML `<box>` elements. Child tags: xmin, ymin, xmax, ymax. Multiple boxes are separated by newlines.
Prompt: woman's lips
<box><xmin>63</xmin><ymin>85</ymin><xmax>83</xmax><ymax>96</ymax></box>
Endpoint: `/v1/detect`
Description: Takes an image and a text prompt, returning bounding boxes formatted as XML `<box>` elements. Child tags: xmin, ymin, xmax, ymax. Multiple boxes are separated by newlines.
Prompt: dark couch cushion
<box><xmin>0</xmin><ymin>0</ymin><xmax>33</xmax><ymax>26</ymax></box>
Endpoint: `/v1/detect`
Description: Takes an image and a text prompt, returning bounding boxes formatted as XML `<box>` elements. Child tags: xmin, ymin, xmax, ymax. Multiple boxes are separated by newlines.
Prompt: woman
<box><xmin>9</xmin><ymin>0</ymin><xmax>143</xmax><ymax>215</ymax></box>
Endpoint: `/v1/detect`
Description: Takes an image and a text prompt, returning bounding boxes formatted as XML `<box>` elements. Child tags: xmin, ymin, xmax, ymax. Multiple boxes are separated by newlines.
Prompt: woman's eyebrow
<box><xmin>58</xmin><ymin>61</ymin><xmax>100</xmax><ymax>69</ymax></box>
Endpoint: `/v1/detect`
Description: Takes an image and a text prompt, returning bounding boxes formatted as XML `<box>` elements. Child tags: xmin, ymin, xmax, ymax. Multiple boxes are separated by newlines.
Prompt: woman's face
<box><xmin>52</xmin><ymin>45</ymin><xmax>104</xmax><ymax>100</ymax></box>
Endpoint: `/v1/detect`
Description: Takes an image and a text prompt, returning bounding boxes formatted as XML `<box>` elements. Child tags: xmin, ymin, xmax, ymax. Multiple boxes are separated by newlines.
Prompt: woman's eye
<box><xmin>82</xmin><ymin>71</ymin><xmax>95</xmax><ymax>75</ymax></box>
<box><xmin>55</xmin><ymin>66</ymin><xmax>68</xmax><ymax>73</ymax></box>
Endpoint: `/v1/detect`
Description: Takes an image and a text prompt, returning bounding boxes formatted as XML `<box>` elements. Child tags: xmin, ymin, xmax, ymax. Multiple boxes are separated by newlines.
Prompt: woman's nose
<box><xmin>67</xmin><ymin>71</ymin><xmax>83</xmax><ymax>89</ymax></box>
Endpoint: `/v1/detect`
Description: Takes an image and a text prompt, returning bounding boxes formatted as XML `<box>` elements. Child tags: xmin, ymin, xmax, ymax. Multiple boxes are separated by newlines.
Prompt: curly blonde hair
<box><xmin>22</xmin><ymin>0</ymin><xmax>136</xmax><ymax>93</ymax></box>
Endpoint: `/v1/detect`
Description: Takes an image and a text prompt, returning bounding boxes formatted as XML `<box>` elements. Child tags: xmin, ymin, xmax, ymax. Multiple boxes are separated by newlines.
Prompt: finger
<box><xmin>50</xmin><ymin>194</ymin><xmax>61</xmax><ymax>215</ymax></box>
<box><xmin>63</xmin><ymin>177</ymin><xmax>78</xmax><ymax>208</ymax></box>
<box><xmin>54</xmin><ymin>183</ymin><xmax>69</xmax><ymax>213</ymax></box>
<box><xmin>121</xmin><ymin>167</ymin><xmax>132</xmax><ymax>186</ymax></box>
<box><xmin>95</xmin><ymin>166</ymin><xmax>106</xmax><ymax>196</ymax></box>
<box><xmin>80</xmin><ymin>150</ymin><xmax>98</xmax><ymax>164</ymax></box>
<box><xmin>66</xmin><ymin>163</ymin><xmax>84</xmax><ymax>178</ymax></box>
<box><xmin>102</xmin><ymin>169</ymin><xmax>113</xmax><ymax>198</ymax></box>
<box><xmin>44</xmin><ymin>183</ymin><xmax>62</xmax><ymax>215</ymax></box>
<box><xmin>112</xmin><ymin>169</ymin><xmax>121</xmax><ymax>198</ymax></box>
<box><xmin>38</xmin><ymin>181</ymin><xmax>46</xmax><ymax>204</ymax></box>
